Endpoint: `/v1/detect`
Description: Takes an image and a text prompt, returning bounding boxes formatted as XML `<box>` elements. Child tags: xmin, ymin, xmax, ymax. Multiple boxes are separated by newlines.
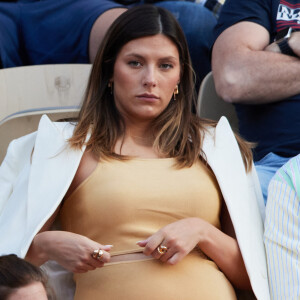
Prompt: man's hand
<box><xmin>265</xmin><ymin>31</ymin><xmax>300</xmax><ymax>56</ymax></box>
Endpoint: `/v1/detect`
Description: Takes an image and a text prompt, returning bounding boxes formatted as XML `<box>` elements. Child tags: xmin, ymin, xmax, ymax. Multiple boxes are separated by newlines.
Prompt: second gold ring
<box><xmin>92</xmin><ymin>249</ymin><xmax>104</xmax><ymax>261</ymax></box>
<box><xmin>157</xmin><ymin>245</ymin><xmax>168</xmax><ymax>255</ymax></box>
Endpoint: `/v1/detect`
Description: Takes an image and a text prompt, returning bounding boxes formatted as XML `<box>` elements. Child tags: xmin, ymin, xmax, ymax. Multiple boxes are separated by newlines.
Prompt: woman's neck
<box><xmin>114</xmin><ymin>125</ymin><xmax>160</xmax><ymax>158</ymax></box>
<box><xmin>124</xmin><ymin>121</ymin><xmax>155</xmax><ymax>146</ymax></box>
<box><xmin>126</xmin><ymin>132</ymin><xmax>153</xmax><ymax>147</ymax></box>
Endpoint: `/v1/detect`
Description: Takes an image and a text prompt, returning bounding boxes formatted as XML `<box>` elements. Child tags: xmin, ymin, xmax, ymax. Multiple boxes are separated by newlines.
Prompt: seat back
<box><xmin>197</xmin><ymin>72</ymin><xmax>239</xmax><ymax>131</ymax></box>
<box><xmin>0</xmin><ymin>64</ymin><xmax>91</xmax><ymax>163</ymax></box>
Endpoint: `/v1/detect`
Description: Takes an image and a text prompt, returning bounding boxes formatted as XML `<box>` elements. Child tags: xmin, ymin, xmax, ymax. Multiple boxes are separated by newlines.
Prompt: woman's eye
<box><xmin>128</xmin><ymin>61</ymin><xmax>142</xmax><ymax>67</ymax></box>
<box><xmin>160</xmin><ymin>63</ymin><xmax>173</xmax><ymax>69</ymax></box>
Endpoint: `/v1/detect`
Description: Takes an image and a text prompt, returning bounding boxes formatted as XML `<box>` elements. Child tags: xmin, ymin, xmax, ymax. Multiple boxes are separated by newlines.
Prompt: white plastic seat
<box><xmin>197</xmin><ymin>71</ymin><xmax>239</xmax><ymax>132</ymax></box>
<box><xmin>0</xmin><ymin>64</ymin><xmax>91</xmax><ymax>163</ymax></box>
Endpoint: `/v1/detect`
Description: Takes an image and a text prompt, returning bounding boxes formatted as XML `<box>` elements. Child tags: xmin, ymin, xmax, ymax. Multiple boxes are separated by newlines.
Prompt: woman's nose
<box><xmin>142</xmin><ymin>67</ymin><xmax>157</xmax><ymax>87</ymax></box>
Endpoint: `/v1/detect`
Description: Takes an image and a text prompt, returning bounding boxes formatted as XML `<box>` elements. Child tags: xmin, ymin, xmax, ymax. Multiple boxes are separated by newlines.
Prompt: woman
<box><xmin>0</xmin><ymin>5</ymin><xmax>269</xmax><ymax>300</ymax></box>
<box><xmin>0</xmin><ymin>254</ymin><xmax>49</xmax><ymax>300</ymax></box>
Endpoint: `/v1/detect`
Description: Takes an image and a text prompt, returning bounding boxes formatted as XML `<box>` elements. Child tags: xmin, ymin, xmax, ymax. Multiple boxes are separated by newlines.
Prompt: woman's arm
<box><xmin>26</xmin><ymin>149</ymin><xmax>114</xmax><ymax>272</ymax></box>
<box><xmin>25</xmin><ymin>207</ymin><xmax>112</xmax><ymax>273</ymax></box>
<box><xmin>199</xmin><ymin>202</ymin><xmax>250</xmax><ymax>290</ymax></box>
<box><xmin>25</xmin><ymin>207</ymin><xmax>59</xmax><ymax>266</ymax></box>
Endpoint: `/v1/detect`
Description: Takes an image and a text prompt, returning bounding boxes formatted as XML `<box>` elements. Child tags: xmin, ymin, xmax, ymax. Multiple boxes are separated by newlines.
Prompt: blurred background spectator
<box><xmin>212</xmin><ymin>0</ymin><xmax>300</xmax><ymax>203</ymax></box>
<box><xmin>0</xmin><ymin>0</ymin><xmax>218</xmax><ymax>87</ymax></box>
<box><xmin>0</xmin><ymin>254</ymin><xmax>51</xmax><ymax>300</ymax></box>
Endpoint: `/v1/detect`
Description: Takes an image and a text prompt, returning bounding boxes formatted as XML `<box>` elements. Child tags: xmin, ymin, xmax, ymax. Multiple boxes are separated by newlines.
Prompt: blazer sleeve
<box><xmin>0</xmin><ymin>132</ymin><xmax>37</xmax><ymax>216</ymax></box>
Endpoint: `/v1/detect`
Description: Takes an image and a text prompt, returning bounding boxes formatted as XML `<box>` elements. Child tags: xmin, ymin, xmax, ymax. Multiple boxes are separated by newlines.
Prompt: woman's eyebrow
<box><xmin>124</xmin><ymin>53</ymin><xmax>144</xmax><ymax>59</ymax></box>
<box><xmin>124</xmin><ymin>53</ymin><xmax>178</xmax><ymax>61</ymax></box>
<box><xmin>158</xmin><ymin>56</ymin><xmax>178</xmax><ymax>62</ymax></box>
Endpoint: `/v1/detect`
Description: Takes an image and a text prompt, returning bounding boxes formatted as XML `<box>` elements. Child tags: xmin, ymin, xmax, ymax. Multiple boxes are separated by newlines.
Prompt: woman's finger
<box><xmin>136</xmin><ymin>239</ymin><xmax>148</xmax><ymax>247</ymax></box>
<box><xmin>159</xmin><ymin>244</ymin><xmax>176</xmax><ymax>263</ymax></box>
<box><xmin>72</xmin><ymin>262</ymin><xmax>96</xmax><ymax>273</ymax></box>
<box><xmin>86</xmin><ymin>260</ymin><xmax>103</xmax><ymax>269</ymax></box>
<box><xmin>166</xmin><ymin>251</ymin><xmax>184</xmax><ymax>265</ymax></box>
<box><xmin>74</xmin><ymin>267</ymin><xmax>92</xmax><ymax>273</ymax></box>
<box><xmin>143</xmin><ymin>235</ymin><xmax>164</xmax><ymax>256</ymax></box>
<box><xmin>137</xmin><ymin>239</ymin><xmax>165</xmax><ymax>258</ymax></box>
<box><xmin>150</xmin><ymin>239</ymin><xmax>169</xmax><ymax>260</ymax></box>
<box><xmin>102</xmin><ymin>244</ymin><xmax>113</xmax><ymax>251</ymax></box>
<box><xmin>89</xmin><ymin>257</ymin><xmax>105</xmax><ymax>268</ymax></box>
<box><xmin>152</xmin><ymin>245</ymin><xmax>164</xmax><ymax>259</ymax></box>
<box><xmin>90</xmin><ymin>247</ymin><xmax>111</xmax><ymax>264</ymax></box>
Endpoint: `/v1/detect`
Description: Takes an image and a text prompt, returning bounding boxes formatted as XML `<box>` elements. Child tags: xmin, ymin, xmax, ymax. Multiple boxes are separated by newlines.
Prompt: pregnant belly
<box><xmin>74</xmin><ymin>252</ymin><xmax>237</xmax><ymax>300</ymax></box>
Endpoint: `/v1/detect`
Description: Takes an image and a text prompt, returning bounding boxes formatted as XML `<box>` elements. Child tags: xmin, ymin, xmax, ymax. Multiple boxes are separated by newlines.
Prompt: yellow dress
<box><xmin>60</xmin><ymin>158</ymin><xmax>236</xmax><ymax>300</ymax></box>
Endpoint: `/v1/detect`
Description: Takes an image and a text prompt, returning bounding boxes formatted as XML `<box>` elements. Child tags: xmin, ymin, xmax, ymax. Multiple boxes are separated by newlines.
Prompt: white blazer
<box><xmin>0</xmin><ymin>115</ymin><xmax>269</xmax><ymax>300</ymax></box>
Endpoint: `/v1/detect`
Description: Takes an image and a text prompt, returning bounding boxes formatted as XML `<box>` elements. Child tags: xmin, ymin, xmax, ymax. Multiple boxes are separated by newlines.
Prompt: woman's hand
<box><xmin>136</xmin><ymin>217</ymin><xmax>208</xmax><ymax>265</ymax></box>
<box><xmin>26</xmin><ymin>231</ymin><xmax>113</xmax><ymax>273</ymax></box>
<box><xmin>137</xmin><ymin>215</ymin><xmax>251</xmax><ymax>290</ymax></box>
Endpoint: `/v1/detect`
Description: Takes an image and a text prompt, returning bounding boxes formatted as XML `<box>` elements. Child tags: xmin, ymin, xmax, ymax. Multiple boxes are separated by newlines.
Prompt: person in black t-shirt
<box><xmin>212</xmin><ymin>0</ymin><xmax>300</xmax><ymax>203</ymax></box>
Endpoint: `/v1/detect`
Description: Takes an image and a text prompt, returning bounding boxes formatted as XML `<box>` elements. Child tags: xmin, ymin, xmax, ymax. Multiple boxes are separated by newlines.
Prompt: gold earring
<box><xmin>108</xmin><ymin>81</ymin><xmax>113</xmax><ymax>94</ymax></box>
<box><xmin>173</xmin><ymin>84</ymin><xmax>179</xmax><ymax>100</ymax></box>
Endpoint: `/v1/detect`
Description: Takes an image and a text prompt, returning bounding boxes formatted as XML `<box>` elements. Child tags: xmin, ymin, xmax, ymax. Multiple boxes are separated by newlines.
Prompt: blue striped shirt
<box><xmin>264</xmin><ymin>154</ymin><xmax>300</xmax><ymax>300</ymax></box>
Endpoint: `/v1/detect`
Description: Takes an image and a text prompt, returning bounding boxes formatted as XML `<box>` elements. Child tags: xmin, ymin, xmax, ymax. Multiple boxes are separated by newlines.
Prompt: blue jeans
<box><xmin>133</xmin><ymin>1</ymin><xmax>217</xmax><ymax>87</ymax></box>
<box><xmin>255</xmin><ymin>152</ymin><xmax>291</xmax><ymax>205</ymax></box>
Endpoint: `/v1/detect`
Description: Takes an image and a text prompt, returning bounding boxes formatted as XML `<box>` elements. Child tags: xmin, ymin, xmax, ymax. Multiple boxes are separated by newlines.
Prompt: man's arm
<box><xmin>212</xmin><ymin>21</ymin><xmax>300</xmax><ymax>104</ymax></box>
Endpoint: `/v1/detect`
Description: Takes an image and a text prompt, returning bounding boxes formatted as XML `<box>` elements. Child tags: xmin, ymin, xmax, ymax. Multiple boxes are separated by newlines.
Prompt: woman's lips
<box><xmin>137</xmin><ymin>93</ymin><xmax>159</xmax><ymax>102</ymax></box>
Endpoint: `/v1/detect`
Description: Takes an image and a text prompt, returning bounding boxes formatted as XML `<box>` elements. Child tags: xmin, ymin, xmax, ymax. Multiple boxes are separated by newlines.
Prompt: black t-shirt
<box><xmin>214</xmin><ymin>0</ymin><xmax>300</xmax><ymax>161</ymax></box>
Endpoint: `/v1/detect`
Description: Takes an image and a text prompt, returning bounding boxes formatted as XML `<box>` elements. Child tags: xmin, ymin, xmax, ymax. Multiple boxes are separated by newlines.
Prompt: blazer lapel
<box><xmin>27</xmin><ymin>115</ymin><xmax>84</xmax><ymax>227</ymax></box>
<box><xmin>202</xmin><ymin>117</ymin><xmax>269</xmax><ymax>300</ymax></box>
<box><xmin>202</xmin><ymin>117</ymin><xmax>264</xmax><ymax>245</ymax></box>
<box><xmin>202</xmin><ymin>117</ymin><xmax>254</xmax><ymax>229</ymax></box>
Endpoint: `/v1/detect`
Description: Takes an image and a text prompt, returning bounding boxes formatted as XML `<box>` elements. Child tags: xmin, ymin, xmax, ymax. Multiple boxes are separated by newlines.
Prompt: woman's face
<box><xmin>111</xmin><ymin>34</ymin><xmax>181</xmax><ymax>124</ymax></box>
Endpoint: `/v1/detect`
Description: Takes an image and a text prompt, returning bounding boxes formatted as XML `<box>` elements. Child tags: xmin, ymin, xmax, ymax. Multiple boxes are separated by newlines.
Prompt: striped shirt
<box><xmin>264</xmin><ymin>154</ymin><xmax>300</xmax><ymax>300</ymax></box>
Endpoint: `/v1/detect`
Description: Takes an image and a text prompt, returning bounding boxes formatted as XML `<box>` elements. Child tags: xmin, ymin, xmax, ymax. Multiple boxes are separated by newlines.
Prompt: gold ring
<box><xmin>157</xmin><ymin>245</ymin><xmax>168</xmax><ymax>255</ymax></box>
<box><xmin>92</xmin><ymin>249</ymin><xmax>104</xmax><ymax>260</ymax></box>
<box><xmin>96</xmin><ymin>249</ymin><xmax>104</xmax><ymax>260</ymax></box>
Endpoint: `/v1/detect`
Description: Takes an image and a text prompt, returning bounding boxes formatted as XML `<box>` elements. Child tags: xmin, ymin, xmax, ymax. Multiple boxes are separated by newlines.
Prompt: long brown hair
<box><xmin>69</xmin><ymin>5</ymin><xmax>252</xmax><ymax>170</ymax></box>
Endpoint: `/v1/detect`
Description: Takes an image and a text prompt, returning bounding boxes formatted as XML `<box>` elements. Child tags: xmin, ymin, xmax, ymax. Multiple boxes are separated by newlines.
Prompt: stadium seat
<box><xmin>0</xmin><ymin>64</ymin><xmax>91</xmax><ymax>163</ymax></box>
<box><xmin>197</xmin><ymin>71</ymin><xmax>239</xmax><ymax>132</ymax></box>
